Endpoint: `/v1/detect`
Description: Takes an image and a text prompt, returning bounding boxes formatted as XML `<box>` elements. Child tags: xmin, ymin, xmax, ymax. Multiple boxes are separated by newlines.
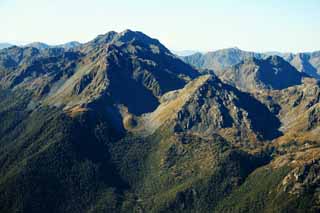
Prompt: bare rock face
<box><xmin>251</xmin><ymin>78</ymin><xmax>320</xmax><ymax>147</ymax></box>
<box><xmin>288</xmin><ymin>52</ymin><xmax>320</xmax><ymax>79</ymax></box>
<box><xmin>280</xmin><ymin>160</ymin><xmax>320</xmax><ymax>206</ymax></box>
<box><xmin>144</xmin><ymin>75</ymin><xmax>281</xmax><ymax>146</ymax></box>
<box><xmin>307</xmin><ymin>105</ymin><xmax>320</xmax><ymax>130</ymax></box>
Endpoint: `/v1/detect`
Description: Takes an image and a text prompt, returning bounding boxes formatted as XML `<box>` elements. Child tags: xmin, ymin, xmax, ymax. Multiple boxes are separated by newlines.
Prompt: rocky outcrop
<box><xmin>143</xmin><ymin>75</ymin><xmax>281</xmax><ymax>146</ymax></box>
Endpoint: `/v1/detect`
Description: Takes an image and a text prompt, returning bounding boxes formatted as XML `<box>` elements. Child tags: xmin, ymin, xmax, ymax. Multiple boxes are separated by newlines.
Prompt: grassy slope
<box><xmin>0</xmin><ymin>89</ymin><xmax>127</xmax><ymax>213</ymax></box>
<box><xmin>214</xmin><ymin>162</ymin><xmax>319</xmax><ymax>213</ymax></box>
<box><xmin>0</xmin><ymin>87</ymin><xmax>318</xmax><ymax>213</ymax></box>
<box><xmin>109</xmin><ymin>123</ymin><xmax>271</xmax><ymax>212</ymax></box>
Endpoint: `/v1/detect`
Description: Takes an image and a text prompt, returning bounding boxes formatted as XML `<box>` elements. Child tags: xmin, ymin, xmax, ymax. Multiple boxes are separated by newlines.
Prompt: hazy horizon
<box><xmin>1</xmin><ymin>0</ymin><xmax>320</xmax><ymax>53</ymax></box>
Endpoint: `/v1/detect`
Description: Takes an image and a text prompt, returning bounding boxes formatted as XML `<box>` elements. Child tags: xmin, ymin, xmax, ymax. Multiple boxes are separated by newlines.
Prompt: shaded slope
<box><xmin>182</xmin><ymin>48</ymin><xmax>320</xmax><ymax>80</ymax></box>
<box><xmin>220</xmin><ymin>56</ymin><xmax>306</xmax><ymax>92</ymax></box>
<box><xmin>0</xmin><ymin>30</ymin><xmax>199</xmax><ymax>124</ymax></box>
<box><xmin>143</xmin><ymin>75</ymin><xmax>281</xmax><ymax>145</ymax></box>
<box><xmin>109</xmin><ymin>126</ymin><xmax>271</xmax><ymax>213</ymax></box>
<box><xmin>0</xmin><ymin>89</ymin><xmax>128</xmax><ymax>213</ymax></box>
<box><xmin>0</xmin><ymin>30</ymin><xmax>319</xmax><ymax>213</ymax></box>
<box><xmin>284</xmin><ymin>52</ymin><xmax>320</xmax><ymax>79</ymax></box>
<box><xmin>253</xmin><ymin>78</ymin><xmax>320</xmax><ymax>146</ymax></box>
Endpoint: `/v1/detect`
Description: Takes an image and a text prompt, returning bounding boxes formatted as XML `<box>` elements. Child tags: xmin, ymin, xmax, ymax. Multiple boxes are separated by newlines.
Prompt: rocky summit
<box><xmin>0</xmin><ymin>30</ymin><xmax>319</xmax><ymax>213</ymax></box>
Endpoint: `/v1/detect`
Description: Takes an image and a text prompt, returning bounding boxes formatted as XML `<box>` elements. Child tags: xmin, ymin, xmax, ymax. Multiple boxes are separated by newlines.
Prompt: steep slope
<box><xmin>46</xmin><ymin>30</ymin><xmax>199</xmax><ymax>116</ymax></box>
<box><xmin>111</xmin><ymin>75</ymin><xmax>320</xmax><ymax>213</ymax></box>
<box><xmin>0</xmin><ymin>46</ymin><xmax>82</xmax><ymax>101</ymax></box>
<box><xmin>0</xmin><ymin>30</ymin><xmax>319</xmax><ymax>213</ymax></box>
<box><xmin>0</xmin><ymin>85</ymin><xmax>272</xmax><ymax>213</ymax></box>
<box><xmin>142</xmin><ymin>74</ymin><xmax>281</xmax><ymax>146</ymax></box>
<box><xmin>215</xmin><ymin>156</ymin><xmax>320</xmax><ymax>213</ymax></box>
<box><xmin>214</xmin><ymin>97</ymin><xmax>320</xmax><ymax>213</ymax></box>
<box><xmin>287</xmin><ymin>52</ymin><xmax>320</xmax><ymax>79</ymax></box>
<box><xmin>220</xmin><ymin>56</ymin><xmax>306</xmax><ymax>92</ymax></box>
<box><xmin>253</xmin><ymin>77</ymin><xmax>320</xmax><ymax>145</ymax></box>
<box><xmin>0</xmin><ymin>88</ymin><xmax>128</xmax><ymax>213</ymax></box>
<box><xmin>0</xmin><ymin>30</ymin><xmax>202</xmax><ymax>212</ymax></box>
<box><xmin>113</xmin><ymin>129</ymin><xmax>270</xmax><ymax>212</ymax></box>
<box><xmin>0</xmin><ymin>30</ymin><xmax>199</xmax><ymax>127</ymax></box>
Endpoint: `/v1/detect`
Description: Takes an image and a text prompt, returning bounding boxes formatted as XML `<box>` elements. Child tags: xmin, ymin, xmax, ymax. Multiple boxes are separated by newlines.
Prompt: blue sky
<box><xmin>1</xmin><ymin>0</ymin><xmax>319</xmax><ymax>52</ymax></box>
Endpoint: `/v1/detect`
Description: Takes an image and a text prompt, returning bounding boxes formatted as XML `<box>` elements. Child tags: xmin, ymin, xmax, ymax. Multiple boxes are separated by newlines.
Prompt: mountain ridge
<box><xmin>0</xmin><ymin>30</ymin><xmax>319</xmax><ymax>213</ymax></box>
<box><xmin>182</xmin><ymin>48</ymin><xmax>320</xmax><ymax>79</ymax></box>
<box><xmin>219</xmin><ymin>55</ymin><xmax>308</xmax><ymax>92</ymax></box>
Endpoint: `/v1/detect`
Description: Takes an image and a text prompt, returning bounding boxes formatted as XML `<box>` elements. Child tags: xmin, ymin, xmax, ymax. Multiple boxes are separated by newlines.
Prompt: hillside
<box><xmin>0</xmin><ymin>30</ymin><xmax>319</xmax><ymax>213</ymax></box>
<box><xmin>220</xmin><ymin>56</ymin><xmax>306</xmax><ymax>92</ymax></box>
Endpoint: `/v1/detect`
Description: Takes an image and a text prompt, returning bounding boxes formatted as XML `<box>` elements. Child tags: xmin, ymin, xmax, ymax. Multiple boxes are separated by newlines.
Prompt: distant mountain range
<box><xmin>2</xmin><ymin>42</ymin><xmax>320</xmax><ymax>80</ymax></box>
<box><xmin>0</xmin><ymin>30</ymin><xmax>319</xmax><ymax>213</ymax></box>
<box><xmin>24</xmin><ymin>41</ymin><xmax>82</xmax><ymax>49</ymax></box>
<box><xmin>182</xmin><ymin>48</ymin><xmax>320</xmax><ymax>79</ymax></box>
<box><xmin>0</xmin><ymin>41</ymin><xmax>82</xmax><ymax>50</ymax></box>
<box><xmin>0</xmin><ymin>43</ymin><xmax>13</xmax><ymax>49</ymax></box>
<box><xmin>219</xmin><ymin>55</ymin><xmax>307</xmax><ymax>92</ymax></box>
<box><xmin>171</xmin><ymin>50</ymin><xmax>199</xmax><ymax>56</ymax></box>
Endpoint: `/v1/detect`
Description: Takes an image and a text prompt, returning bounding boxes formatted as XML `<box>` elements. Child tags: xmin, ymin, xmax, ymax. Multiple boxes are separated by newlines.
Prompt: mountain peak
<box><xmin>115</xmin><ymin>29</ymin><xmax>168</xmax><ymax>51</ymax></box>
<box><xmin>90</xmin><ymin>31</ymin><xmax>118</xmax><ymax>45</ymax></box>
<box><xmin>85</xmin><ymin>29</ymin><xmax>170</xmax><ymax>54</ymax></box>
<box><xmin>1</xmin><ymin>30</ymin><xmax>320</xmax><ymax>213</ymax></box>
<box><xmin>117</xmin><ymin>29</ymin><xmax>149</xmax><ymax>42</ymax></box>
<box><xmin>119</xmin><ymin>29</ymin><xmax>136</xmax><ymax>35</ymax></box>
<box><xmin>144</xmin><ymin>73</ymin><xmax>281</xmax><ymax>142</ymax></box>
<box><xmin>266</xmin><ymin>55</ymin><xmax>287</xmax><ymax>65</ymax></box>
<box><xmin>25</xmin><ymin>42</ymin><xmax>50</xmax><ymax>50</ymax></box>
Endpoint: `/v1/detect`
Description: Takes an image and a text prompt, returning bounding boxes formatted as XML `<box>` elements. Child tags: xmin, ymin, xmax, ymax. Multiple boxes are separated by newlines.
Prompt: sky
<box><xmin>1</xmin><ymin>0</ymin><xmax>320</xmax><ymax>53</ymax></box>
